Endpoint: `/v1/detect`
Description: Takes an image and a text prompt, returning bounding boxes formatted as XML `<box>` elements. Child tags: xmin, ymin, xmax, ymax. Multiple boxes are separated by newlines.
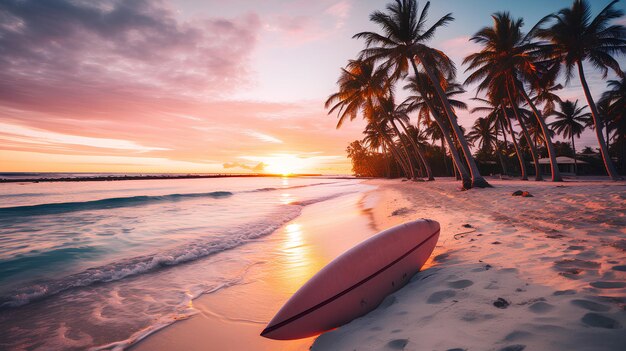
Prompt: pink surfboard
<box><xmin>261</xmin><ymin>219</ymin><xmax>440</xmax><ymax>340</ymax></box>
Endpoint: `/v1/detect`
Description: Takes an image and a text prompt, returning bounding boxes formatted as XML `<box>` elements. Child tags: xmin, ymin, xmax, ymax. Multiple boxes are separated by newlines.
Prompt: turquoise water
<box><xmin>0</xmin><ymin>176</ymin><xmax>370</xmax><ymax>350</ymax></box>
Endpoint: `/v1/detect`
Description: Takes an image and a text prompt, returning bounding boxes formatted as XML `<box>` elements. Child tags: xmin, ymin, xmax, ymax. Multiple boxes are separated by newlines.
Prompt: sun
<box><xmin>264</xmin><ymin>155</ymin><xmax>306</xmax><ymax>176</ymax></box>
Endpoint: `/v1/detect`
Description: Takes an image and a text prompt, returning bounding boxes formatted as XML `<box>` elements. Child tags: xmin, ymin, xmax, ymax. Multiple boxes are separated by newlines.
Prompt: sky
<box><xmin>1</xmin><ymin>0</ymin><xmax>625</xmax><ymax>175</ymax></box>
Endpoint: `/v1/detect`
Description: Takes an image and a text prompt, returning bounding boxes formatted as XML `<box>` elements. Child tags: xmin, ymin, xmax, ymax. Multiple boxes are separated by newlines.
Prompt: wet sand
<box><xmin>131</xmin><ymin>190</ymin><xmax>379</xmax><ymax>351</ymax></box>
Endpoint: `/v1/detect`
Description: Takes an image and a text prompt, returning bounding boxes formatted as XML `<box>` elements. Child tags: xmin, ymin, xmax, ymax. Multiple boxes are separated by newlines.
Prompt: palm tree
<box><xmin>383</xmin><ymin>98</ymin><xmax>435</xmax><ymax>180</ymax></box>
<box><xmin>467</xmin><ymin>117</ymin><xmax>497</xmax><ymax>156</ymax></box>
<box><xmin>402</xmin><ymin>74</ymin><xmax>469</xmax><ymax>181</ymax></box>
<box><xmin>363</xmin><ymin>120</ymin><xmax>394</xmax><ymax>177</ymax></box>
<box><xmin>325</xmin><ymin>60</ymin><xmax>412</xmax><ymax>178</ymax></box>
<box><xmin>354</xmin><ymin>0</ymin><xmax>490</xmax><ymax>188</ymax></box>
<box><xmin>537</xmin><ymin>0</ymin><xmax>626</xmax><ymax>180</ymax></box>
<box><xmin>376</xmin><ymin>95</ymin><xmax>424</xmax><ymax>179</ymax></box>
<box><xmin>549</xmin><ymin>100</ymin><xmax>592</xmax><ymax>174</ymax></box>
<box><xmin>464</xmin><ymin>12</ymin><xmax>563</xmax><ymax>181</ymax></box>
<box><xmin>601</xmin><ymin>75</ymin><xmax>626</xmax><ymax>172</ymax></box>
<box><xmin>472</xmin><ymin>88</ymin><xmax>530</xmax><ymax>180</ymax></box>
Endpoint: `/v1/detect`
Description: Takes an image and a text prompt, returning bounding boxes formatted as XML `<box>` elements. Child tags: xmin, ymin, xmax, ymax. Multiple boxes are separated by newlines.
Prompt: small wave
<box><xmin>248</xmin><ymin>181</ymin><xmax>339</xmax><ymax>193</ymax></box>
<box><xmin>0</xmin><ymin>190</ymin><xmax>357</xmax><ymax>309</ymax></box>
<box><xmin>0</xmin><ymin>191</ymin><xmax>234</xmax><ymax>217</ymax></box>
<box><xmin>0</xmin><ymin>205</ymin><xmax>301</xmax><ymax>308</ymax></box>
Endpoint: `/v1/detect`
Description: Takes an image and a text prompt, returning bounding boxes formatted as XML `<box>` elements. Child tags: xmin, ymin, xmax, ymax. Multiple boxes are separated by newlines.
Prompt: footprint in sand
<box><xmin>433</xmin><ymin>253</ymin><xmax>451</xmax><ymax>263</ymax></box>
<box><xmin>589</xmin><ymin>281</ymin><xmax>626</xmax><ymax>289</ymax></box>
<box><xmin>426</xmin><ymin>290</ymin><xmax>456</xmax><ymax>303</ymax></box>
<box><xmin>448</xmin><ymin>280</ymin><xmax>474</xmax><ymax>289</ymax></box>
<box><xmin>612</xmin><ymin>265</ymin><xmax>626</xmax><ymax>271</ymax></box>
<box><xmin>566</xmin><ymin>245</ymin><xmax>586</xmax><ymax>251</ymax></box>
<box><xmin>380</xmin><ymin>295</ymin><xmax>397</xmax><ymax>309</ymax></box>
<box><xmin>504</xmin><ymin>331</ymin><xmax>531</xmax><ymax>341</ymax></box>
<box><xmin>528</xmin><ymin>301</ymin><xmax>555</xmax><ymax>314</ymax></box>
<box><xmin>386</xmin><ymin>338</ymin><xmax>408</xmax><ymax>350</ymax></box>
<box><xmin>581</xmin><ymin>313</ymin><xmax>622</xmax><ymax>329</ymax></box>
<box><xmin>570</xmin><ymin>299</ymin><xmax>611</xmax><ymax>312</ymax></box>
<box><xmin>461</xmin><ymin>311</ymin><xmax>495</xmax><ymax>322</ymax></box>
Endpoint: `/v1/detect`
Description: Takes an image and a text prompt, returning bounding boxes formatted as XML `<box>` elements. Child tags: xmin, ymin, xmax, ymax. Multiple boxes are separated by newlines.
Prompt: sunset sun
<box><xmin>264</xmin><ymin>155</ymin><xmax>307</xmax><ymax>175</ymax></box>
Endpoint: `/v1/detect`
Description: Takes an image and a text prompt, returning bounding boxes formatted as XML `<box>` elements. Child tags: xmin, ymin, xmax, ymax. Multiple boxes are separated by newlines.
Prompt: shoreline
<box><xmin>0</xmin><ymin>173</ymin><xmax>327</xmax><ymax>183</ymax></box>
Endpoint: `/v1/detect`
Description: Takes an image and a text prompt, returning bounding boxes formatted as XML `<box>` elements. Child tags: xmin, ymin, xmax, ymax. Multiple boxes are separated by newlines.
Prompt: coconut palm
<box><xmin>402</xmin><ymin>73</ymin><xmax>471</xmax><ymax>185</ymax></box>
<box><xmin>601</xmin><ymin>75</ymin><xmax>626</xmax><ymax>172</ymax></box>
<box><xmin>375</xmin><ymin>96</ymin><xmax>425</xmax><ymax>179</ymax></box>
<box><xmin>549</xmin><ymin>100</ymin><xmax>592</xmax><ymax>174</ymax></box>
<box><xmin>380</xmin><ymin>97</ymin><xmax>435</xmax><ymax>180</ymax></box>
<box><xmin>363</xmin><ymin>120</ymin><xmax>395</xmax><ymax>177</ymax></box>
<box><xmin>467</xmin><ymin>117</ymin><xmax>497</xmax><ymax>156</ymax></box>
<box><xmin>464</xmin><ymin>12</ymin><xmax>563</xmax><ymax>181</ymax></box>
<box><xmin>325</xmin><ymin>60</ymin><xmax>412</xmax><ymax>178</ymax></box>
<box><xmin>472</xmin><ymin>79</ymin><xmax>532</xmax><ymax>180</ymax></box>
<box><xmin>537</xmin><ymin>0</ymin><xmax>626</xmax><ymax>180</ymax></box>
<box><xmin>354</xmin><ymin>0</ymin><xmax>489</xmax><ymax>188</ymax></box>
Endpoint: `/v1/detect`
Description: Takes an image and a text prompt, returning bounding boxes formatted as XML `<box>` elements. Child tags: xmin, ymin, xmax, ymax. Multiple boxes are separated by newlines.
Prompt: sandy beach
<box><xmin>130</xmin><ymin>178</ymin><xmax>625</xmax><ymax>351</ymax></box>
<box><xmin>315</xmin><ymin>178</ymin><xmax>626</xmax><ymax>351</ymax></box>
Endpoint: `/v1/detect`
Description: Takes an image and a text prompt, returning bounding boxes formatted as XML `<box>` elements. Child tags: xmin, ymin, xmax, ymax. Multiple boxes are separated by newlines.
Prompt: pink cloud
<box><xmin>0</xmin><ymin>0</ymin><xmax>262</xmax><ymax>111</ymax></box>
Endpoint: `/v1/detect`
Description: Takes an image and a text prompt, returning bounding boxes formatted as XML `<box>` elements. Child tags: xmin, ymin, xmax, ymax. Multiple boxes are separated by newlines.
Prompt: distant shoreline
<box><xmin>0</xmin><ymin>173</ymin><xmax>331</xmax><ymax>183</ymax></box>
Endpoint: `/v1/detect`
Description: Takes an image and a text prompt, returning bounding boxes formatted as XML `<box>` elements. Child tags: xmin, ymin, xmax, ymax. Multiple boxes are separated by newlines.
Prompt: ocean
<box><xmin>0</xmin><ymin>176</ymin><xmax>374</xmax><ymax>350</ymax></box>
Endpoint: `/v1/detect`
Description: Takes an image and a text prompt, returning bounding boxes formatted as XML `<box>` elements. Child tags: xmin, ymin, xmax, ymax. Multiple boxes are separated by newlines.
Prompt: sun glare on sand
<box><xmin>263</xmin><ymin>155</ymin><xmax>308</xmax><ymax>176</ymax></box>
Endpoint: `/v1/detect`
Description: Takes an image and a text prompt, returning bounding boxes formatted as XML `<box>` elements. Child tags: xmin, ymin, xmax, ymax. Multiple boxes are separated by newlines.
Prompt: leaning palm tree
<box><xmin>601</xmin><ymin>75</ymin><xmax>626</xmax><ymax>144</ymax></box>
<box><xmin>472</xmin><ymin>86</ymin><xmax>530</xmax><ymax>180</ymax></box>
<box><xmin>402</xmin><ymin>74</ymin><xmax>469</xmax><ymax>183</ymax></box>
<box><xmin>464</xmin><ymin>12</ymin><xmax>562</xmax><ymax>181</ymax></box>
<box><xmin>601</xmin><ymin>75</ymin><xmax>626</xmax><ymax>172</ymax></box>
<box><xmin>363</xmin><ymin>120</ymin><xmax>395</xmax><ymax>177</ymax></box>
<box><xmin>354</xmin><ymin>0</ymin><xmax>490</xmax><ymax>188</ymax></box>
<box><xmin>325</xmin><ymin>60</ymin><xmax>411</xmax><ymax>178</ymax></box>
<box><xmin>379</xmin><ymin>96</ymin><xmax>435</xmax><ymax>180</ymax></box>
<box><xmin>375</xmin><ymin>96</ymin><xmax>423</xmax><ymax>179</ymax></box>
<box><xmin>549</xmin><ymin>100</ymin><xmax>592</xmax><ymax>174</ymax></box>
<box><xmin>537</xmin><ymin>0</ymin><xmax>626</xmax><ymax>180</ymax></box>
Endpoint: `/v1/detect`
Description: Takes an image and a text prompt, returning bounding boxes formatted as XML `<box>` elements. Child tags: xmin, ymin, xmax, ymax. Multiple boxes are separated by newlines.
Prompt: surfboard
<box><xmin>261</xmin><ymin>218</ymin><xmax>440</xmax><ymax>340</ymax></box>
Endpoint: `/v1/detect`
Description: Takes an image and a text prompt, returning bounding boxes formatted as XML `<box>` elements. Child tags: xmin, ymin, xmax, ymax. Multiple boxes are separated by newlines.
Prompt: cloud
<box><xmin>0</xmin><ymin>121</ymin><xmax>167</xmax><ymax>152</ymax></box>
<box><xmin>326</xmin><ymin>0</ymin><xmax>351</xmax><ymax>29</ymax></box>
<box><xmin>245</xmin><ymin>130</ymin><xmax>283</xmax><ymax>143</ymax></box>
<box><xmin>223</xmin><ymin>161</ymin><xmax>266</xmax><ymax>171</ymax></box>
<box><xmin>0</xmin><ymin>0</ymin><xmax>261</xmax><ymax>112</ymax></box>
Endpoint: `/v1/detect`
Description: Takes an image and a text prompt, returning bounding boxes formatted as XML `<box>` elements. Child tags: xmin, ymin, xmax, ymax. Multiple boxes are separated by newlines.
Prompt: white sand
<box><xmin>313</xmin><ymin>178</ymin><xmax>626</xmax><ymax>351</ymax></box>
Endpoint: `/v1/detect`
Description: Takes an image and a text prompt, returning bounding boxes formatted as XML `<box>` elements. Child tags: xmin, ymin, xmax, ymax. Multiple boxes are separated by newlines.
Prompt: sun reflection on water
<box><xmin>280</xmin><ymin>193</ymin><xmax>294</xmax><ymax>205</ymax></box>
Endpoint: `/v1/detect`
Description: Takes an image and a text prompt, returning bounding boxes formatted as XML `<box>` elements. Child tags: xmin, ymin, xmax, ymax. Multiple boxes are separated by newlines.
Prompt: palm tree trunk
<box><xmin>375</xmin><ymin>123</ymin><xmax>410</xmax><ymax>178</ymax></box>
<box><xmin>516</xmin><ymin>85</ymin><xmax>563</xmax><ymax>182</ymax></box>
<box><xmin>382</xmin><ymin>144</ymin><xmax>391</xmax><ymax>178</ymax></box>
<box><xmin>503</xmin><ymin>106</ymin><xmax>528</xmax><ymax>180</ymax></box>
<box><xmin>576</xmin><ymin>60</ymin><xmax>621</xmax><ymax>180</ymax></box>
<box><xmin>424</xmin><ymin>101</ymin><xmax>472</xmax><ymax>188</ymax></box>
<box><xmin>500</xmin><ymin>118</ymin><xmax>511</xmax><ymax>166</ymax></box>
<box><xmin>412</xmin><ymin>60</ymin><xmax>490</xmax><ymax>188</ymax></box>
<box><xmin>397</xmin><ymin>119</ymin><xmax>434</xmax><ymax>180</ymax></box>
<box><xmin>506</xmin><ymin>83</ymin><xmax>542</xmax><ymax>180</ymax></box>
<box><xmin>571</xmin><ymin>135</ymin><xmax>577</xmax><ymax>176</ymax></box>
<box><xmin>440</xmin><ymin>139</ymin><xmax>449</xmax><ymax>176</ymax></box>
<box><xmin>494</xmin><ymin>126</ymin><xmax>507</xmax><ymax>176</ymax></box>
<box><xmin>389</xmin><ymin>125</ymin><xmax>417</xmax><ymax>179</ymax></box>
